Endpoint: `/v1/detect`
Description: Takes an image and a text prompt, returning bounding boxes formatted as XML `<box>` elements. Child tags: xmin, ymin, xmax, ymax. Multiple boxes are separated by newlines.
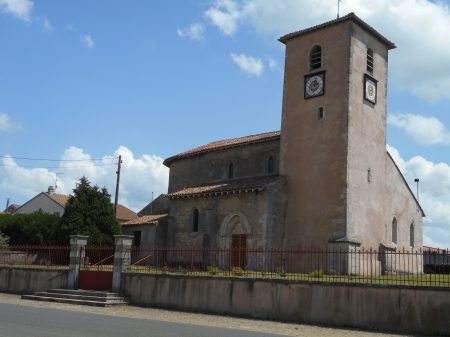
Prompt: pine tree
<box><xmin>54</xmin><ymin>176</ymin><xmax>121</xmax><ymax>246</ymax></box>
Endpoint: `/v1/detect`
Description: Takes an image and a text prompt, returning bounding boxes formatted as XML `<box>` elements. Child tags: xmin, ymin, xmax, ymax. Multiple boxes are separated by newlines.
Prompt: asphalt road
<box><xmin>0</xmin><ymin>302</ymin><xmax>285</xmax><ymax>337</ymax></box>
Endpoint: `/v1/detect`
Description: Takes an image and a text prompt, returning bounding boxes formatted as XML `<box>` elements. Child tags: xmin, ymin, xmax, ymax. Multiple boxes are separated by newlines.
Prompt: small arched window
<box><xmin>268</xmin><ymin>156</ymin><xmax>275</xmax><ymax>174</ymax></box>
<box><xmin>310</xmin><ymin>45</ymin><xmax>322</xmax><ymax>70</ymax></box>
<box><xmin>367</xmin><ymin>48</ymin><xmax>374</xmax><ymax>75</ymax></box>
<box><xmin>228</xmin><ymin>163</ymin><xmax>234</xmax><ymax>179</ymax></box>
<box><xmin>410</xmin><ymin>223</ymin><xmax>415</xmax><ymax>248</ymax></box>
<box><xmin>392</xmin><ymin>217</ymin><xmax>398</xmax><ymax>244</ymax></box>
<box><xmin>193</xmin><ymin>209</ymin><xmax>199</xmax><ymax>233</ymax></box>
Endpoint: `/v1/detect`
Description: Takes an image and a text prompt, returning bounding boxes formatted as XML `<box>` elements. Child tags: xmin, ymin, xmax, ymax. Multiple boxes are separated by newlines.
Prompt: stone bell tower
<box><xmin>278</xmin><ymin>13</ymin><xmax>398</xmax><ymax>250</ymax></box>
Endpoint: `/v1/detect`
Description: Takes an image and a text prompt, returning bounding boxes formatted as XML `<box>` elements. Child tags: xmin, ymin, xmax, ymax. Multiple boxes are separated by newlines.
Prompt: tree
<box><xmin>0</xmin><ymin>211</ymin><xmax>60</xmax><ymax>245</ymax></box>
<box><xmin>54</xmin><ymin>176</ymin><xmax>121</xmax><ymax>246</ymax></box>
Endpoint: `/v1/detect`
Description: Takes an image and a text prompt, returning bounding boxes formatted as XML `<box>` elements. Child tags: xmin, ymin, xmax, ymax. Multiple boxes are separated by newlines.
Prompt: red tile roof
<box><xmin>279</xmin><ymin>12</ymin><xmax>396</xmax><ymax>49</ymax></box>
<box><xmin>167</xmin><ymin>175</ymin><xmax>284</xmax><ymax>198</ymax></box>
<box><xmin>122</xmin><ymin>214</ymin><xmax>169</xmax><ymax>226</ymax></box>
<box><xmin>163</xmin><ymin>131</ymin><xmax>280</xmax><ymax>167</ymax></box>
<box><xmin>50</xmin><ymin>193</ymin><xmax>70</xmax><ymax>207</ymax></box>
<box><xmin>115</xmin><ymin>204</ymin><xmax>138</xmax><ymax>221</ymax></box>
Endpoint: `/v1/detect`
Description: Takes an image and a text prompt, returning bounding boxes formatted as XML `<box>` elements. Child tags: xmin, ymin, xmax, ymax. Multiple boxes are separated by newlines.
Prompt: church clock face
<box><xmin>304</xmin><ymin>71</ymin><xmax>325</xmax><ymax>99</ymax></box>
<box><xmin>364</xmin><ymin>74</ymin><xmax>377</xmax><ymax>104</ymax></box>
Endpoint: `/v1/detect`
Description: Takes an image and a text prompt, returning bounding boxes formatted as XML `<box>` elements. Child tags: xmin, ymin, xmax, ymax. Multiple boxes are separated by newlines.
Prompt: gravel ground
<box><xmin>0</xmin><ymin>293</ymin><xmax>423</xmax><ymax>337</ymax></box>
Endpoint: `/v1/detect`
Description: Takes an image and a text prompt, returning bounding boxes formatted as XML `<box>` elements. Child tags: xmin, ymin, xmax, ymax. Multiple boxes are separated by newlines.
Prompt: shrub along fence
<box><xmin>127</xmin><ymin>246</ymin><xmax>450</xmax><ymax>287</ymax></box>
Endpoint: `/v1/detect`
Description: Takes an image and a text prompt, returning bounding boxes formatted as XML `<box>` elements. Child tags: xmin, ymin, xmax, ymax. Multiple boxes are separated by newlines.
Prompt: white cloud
<box><xmin>0</xmin><ymin>146</ymin><xmax>169</xmax><ymax>212</ymax></box>
<box><xmin>82</xmin><ymin>35</ymin><xmax>94</xmax><ymax>49</ymax></box>
<box><xmin>177</xmin><ymin>23</ymin><xmax>205</xmax><ymax>40</ymax></box>
<box><xmin>230</xmin><ymin>53</ymin><xmax>263</xmax><ymax>76</ymax></box>
<box><xmin>203</xmin><ymin>0</ymin><xmax>450</xmax><ymax>101</ymax></box>
<box><xmin>388</xmin><ymin>113</ymin><xmax>450</xmax><ymax>145</ymax></box>
<box><xmin>66</xmin><ymin>24</ymin><xmax>75</xmax><ymax>31</ymax></box>
<box><xmin>205</xmin><ymin>0</ymin><xmax>241</xmax><ymax>36</ymax></box>
<box><xmin>43</xmin><ymin>16</ymin><xmax>53</xmax><ymax>31</ymax></box>
<box><xmin>0</xmin><ymin>0</ymin><xmax>33</xmax><ymax>21</ymax></box>
<box><xmin>267</xmin><ymin>56</ymin><xmax>278</xmax><ymax>72</ymax></box>
<box><xmin>387</xmin><ymin>144</ymin><xmax>450</xmax><ymax>248</ymax></box>
<box><xmin>0</xmin><ymin>112</ymin><xmax>21</xmax><ymax>131</ymax></box>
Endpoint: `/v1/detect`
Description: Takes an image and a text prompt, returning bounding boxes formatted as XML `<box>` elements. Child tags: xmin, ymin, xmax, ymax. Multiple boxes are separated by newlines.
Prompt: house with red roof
<box><xmin>13</xmin><ymin>186</ymin><xmax>137</xmax><ymax>224</ymax></box>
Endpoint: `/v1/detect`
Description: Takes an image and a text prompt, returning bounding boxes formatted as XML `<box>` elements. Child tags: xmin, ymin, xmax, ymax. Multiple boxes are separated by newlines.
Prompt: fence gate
<box><xmin>78</xmin><ymin>246</ymin><xmax>115</xmax><ymax>291</ymax></box>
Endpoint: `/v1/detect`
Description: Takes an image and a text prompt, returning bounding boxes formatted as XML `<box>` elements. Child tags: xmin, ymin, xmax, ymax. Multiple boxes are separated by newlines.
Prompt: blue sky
<box><xmin>1</xmin><ymin>0</ymin><xmax>450</xmax><ymax>248</ymax></box>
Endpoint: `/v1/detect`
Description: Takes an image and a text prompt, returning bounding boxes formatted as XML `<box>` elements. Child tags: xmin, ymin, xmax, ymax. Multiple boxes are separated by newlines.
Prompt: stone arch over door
<box><xmin>219</xmin><ymin>210</ymin><xmax>252</xmax><ymax>248</ymax></box>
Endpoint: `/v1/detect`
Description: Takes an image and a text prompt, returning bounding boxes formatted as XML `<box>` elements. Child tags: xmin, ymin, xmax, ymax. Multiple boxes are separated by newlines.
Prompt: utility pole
<box><xmin>114</xmin><ymin>155</ymin><xmax>122</xmax><ymax>216</ymax></box>
<box><xmin>337</xmin><ymin>0</ymin><xmax>342</xmax><ymax>19</ymax></box>
<box><xmin>414</xmin><ymin>178</ymin><xmax>420</xmax><ymax>203</ymax></box>
<box><xmin>150</xmin><ymin>191</ymin><xmax>154</xmax><ymax>214</ymax></box>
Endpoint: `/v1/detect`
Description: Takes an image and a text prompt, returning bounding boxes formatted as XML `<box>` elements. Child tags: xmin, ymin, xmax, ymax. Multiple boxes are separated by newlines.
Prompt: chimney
<box><xmin>48</xmin><ymin>186</ymin><xmax>55</xmax><ymax>195</ymax></box>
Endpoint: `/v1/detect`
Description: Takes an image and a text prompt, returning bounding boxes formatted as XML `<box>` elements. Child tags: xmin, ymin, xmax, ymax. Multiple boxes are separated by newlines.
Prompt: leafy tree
<box><xmin>54</xmin><ymin>176</ymin><xmax>121</xmax><ymax>246</ymax></box>
<box><xmin>0</xmin><ymin>211</ymin><xmax>60</xmax><ymax>245</ymax></box>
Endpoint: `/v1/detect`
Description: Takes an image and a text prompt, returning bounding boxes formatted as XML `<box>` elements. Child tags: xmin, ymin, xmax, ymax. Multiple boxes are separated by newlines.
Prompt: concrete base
<box><xmin>122</xmin><ymin>273</ymin><xmax>450</xmax><ymax>336</ymax></box>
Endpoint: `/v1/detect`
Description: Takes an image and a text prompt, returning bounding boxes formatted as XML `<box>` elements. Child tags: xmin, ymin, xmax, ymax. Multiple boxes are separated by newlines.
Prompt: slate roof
<box><xmin>279</xmin><ymin>12</ymin><xmax>396</xmax><ymax>50</ymax></box>
<box><xmin>163</xmin><ymin>131</ymin><xmax>280</xmax><ymax>167</ymax></box>
<box><xmin>166</xmin><ymin>174</ymin><xmax>284</xmax><ymax>199</ymax></box>
<box><xmin>122</xmin><ymin>214</ymin><xmax>169</xmax><ymax>226</ymax></box>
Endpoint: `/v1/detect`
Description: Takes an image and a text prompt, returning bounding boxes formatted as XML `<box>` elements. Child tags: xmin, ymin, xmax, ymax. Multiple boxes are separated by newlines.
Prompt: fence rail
<box><xmin>0</xmin><ymin>245</ymin><xmax>70</xmax><ymax>269</ymax></box>
<box><xmin>127</xmin><ymin>246</ymin><xmax>450</xmax><ymax>287</ymax></box>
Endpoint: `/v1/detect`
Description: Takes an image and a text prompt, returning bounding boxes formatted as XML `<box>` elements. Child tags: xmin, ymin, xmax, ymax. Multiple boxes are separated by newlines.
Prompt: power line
<box><xmin>0</xmin><ymin>163</ymin><xmax>117</xmax><ymax>169</ymax></box>
<box><xmin>0</xmin><ymin>155</ymin><xmax>119</xmax><ymax>162</ymax></box>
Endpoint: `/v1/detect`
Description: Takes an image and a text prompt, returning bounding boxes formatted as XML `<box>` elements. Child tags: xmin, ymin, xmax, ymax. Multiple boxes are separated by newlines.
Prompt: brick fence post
<box><xmin>112</xmin><ymin>235</ymin><xmax>133</xmax><ymax>293</ymax></box>
<box><xmin>67</xmin><ymin>235</ymin><xmax>88</xmax><ymax>290</ymax></box>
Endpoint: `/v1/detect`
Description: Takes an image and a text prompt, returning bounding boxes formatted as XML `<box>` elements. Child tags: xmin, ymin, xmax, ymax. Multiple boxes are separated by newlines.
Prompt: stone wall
<box><xmin>122</xmin><ymin>273</ymin><xmax>450</xmax><ymax>336</ymax></box>
<box><xmin>168</xmin><ymin>178</ymin><xmax>287</xmax><ymax>248</ymax></box>
<box><xmin>167</xmin><ymin>140</ymin><xmax>280</xmax><ymax>194</ymax></box>
<box><xmin>0</xmin><ymin>267</ymin><xmax>67</xmax><ymax>294</ymax></box>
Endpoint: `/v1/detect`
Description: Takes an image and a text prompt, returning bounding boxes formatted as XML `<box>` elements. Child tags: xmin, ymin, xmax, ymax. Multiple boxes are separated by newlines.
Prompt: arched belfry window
<box><xmin>367</xmin><ymin>48</ymin><xmax>374</xmax><ymax>75</ymax></box>
<box><xmin>268</xmin><ymin>156</ymin><xmax>275</xmax><ymax>174</ymax></box>
<box><xmin>228</xmin><ymin>163</ymin><xmax>234</xmax><ymax>179</ymax></box>
<box><xmin>310</xmin><ymin>45</ymin><xmax>322</xmax><ymax>70</ymax></box>
<box><xmin>193</xmin><ymin>209</ymin><xmax>199</xmax><ymax>233</ymax></box>
<box><xmin>392</xmin><ymin>217</ymin><xmax>398</xmax><ymax>244</ymax></box>
<box><xmin>410</xmin><ymin>223</ymin><xmax>415</xmax><ymax>248</ymax></box>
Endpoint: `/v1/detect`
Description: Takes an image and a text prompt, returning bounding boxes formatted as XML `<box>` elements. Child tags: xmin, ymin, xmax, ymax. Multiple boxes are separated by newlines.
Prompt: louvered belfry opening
<box><xmin>367</xmin><ymin>48</ymin><xmax>374</xmax><ymax>75</ymax></box>
<box><xmin>310</xmin><ymin>45</ymin><xmax>322</xmax><ymax>70</ymax></box>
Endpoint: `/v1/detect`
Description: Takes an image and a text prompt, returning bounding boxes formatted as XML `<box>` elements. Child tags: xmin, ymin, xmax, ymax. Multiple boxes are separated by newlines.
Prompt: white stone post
<box><xmin>67</xmin><ymin>235</ymin><xmax>88</xmax><ymax>290</ymax></box>
<box><xmin>112</xmin><ymin>235</ymin><xmax>133</xmax><ymax>293</ymax></box>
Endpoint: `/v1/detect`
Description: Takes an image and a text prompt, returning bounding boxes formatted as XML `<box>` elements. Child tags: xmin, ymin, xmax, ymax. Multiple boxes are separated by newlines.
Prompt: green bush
<box><xmin>309</xmin><ymin>269</ymin><xmax>324</xmax><ymax>278</ymax></box>
<box><xmin>0</xmin><ymin>211</ymin><xmax>60</xmax><ymax>245</ymax></box>
<box><xmin>231</xmin><ymin>266</ymin><xmax>245</xmax><ymax>276</ymax></box>
<box><xmin>207</xmin><ymin>266</ymin><xmax>220</xmax><ymax>275</ymax></box>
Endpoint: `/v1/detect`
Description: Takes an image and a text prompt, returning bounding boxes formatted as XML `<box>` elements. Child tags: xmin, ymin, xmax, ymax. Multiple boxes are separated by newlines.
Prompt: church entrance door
<box><xmin>231</xmin><ymin>234</ymin><xmax>247</xmax><ymax>269</ymax></box>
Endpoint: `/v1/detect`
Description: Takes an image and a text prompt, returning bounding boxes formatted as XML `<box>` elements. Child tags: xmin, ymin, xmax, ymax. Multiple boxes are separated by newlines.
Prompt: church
<box><xmin>122</xmin><ymin>13</ymin><xmax>424</xmax><ymax>257</ymax></box>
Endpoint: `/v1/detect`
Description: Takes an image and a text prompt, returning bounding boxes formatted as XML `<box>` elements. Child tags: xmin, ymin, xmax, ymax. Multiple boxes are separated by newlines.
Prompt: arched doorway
<box><xmin>219</xmin><ymin>210</ymin><xmax>251</xmax><ymax>269</ymax></box>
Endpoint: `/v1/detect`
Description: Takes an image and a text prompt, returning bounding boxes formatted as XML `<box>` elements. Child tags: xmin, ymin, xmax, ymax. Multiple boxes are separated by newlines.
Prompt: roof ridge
<box><xmin>278</xmin><ymin>12</ymin><xmax>395</xmax><ymax>49</ymax></box>
<box><xmin>164</xmin><ymin>130</ymin><xmax>280</xmax><ymax>166</ymax></box>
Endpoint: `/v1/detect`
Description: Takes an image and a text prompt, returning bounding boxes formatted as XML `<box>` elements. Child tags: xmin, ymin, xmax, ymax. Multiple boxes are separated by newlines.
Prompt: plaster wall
<box><xmin>121</xmin><ymin>224</ymin><xmax>157</xmax><ymax>247</ymax></box>
<box><xmin>167</xmin><ymin>140</ymin><xmax>280</xmax><ymax>194</ymax></box>
<box><xmin>122</xmin><ymin>273</ymin><xmax>450</xmax><ymax>336</ymax></box>
<box><xmin>280</xmin><ymin>22</ymin><xmax>351</xmax><ymax>247</ymax></box>
<box><xmin>0</xmin><ymin>267</ymin><xmax>67</xmax><ymax>294</ymax></box>
<box><xmin>346</xmin><ymin>25</ymin><xmax>423</xmax><ymax>249</ymax></box>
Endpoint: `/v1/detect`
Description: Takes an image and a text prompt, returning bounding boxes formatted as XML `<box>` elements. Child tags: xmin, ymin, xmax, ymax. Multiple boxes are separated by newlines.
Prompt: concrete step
<box><xmin>47</xmin><ymin>289</ymin><xmax>118</xmax><ymax>298</ymax></box>
<box><xmin>21</xmin><ymin>289</ymin><xmax>129</xmax><ymax>307</ymax></box>
<box><xmin>33</xmin><ymin>292</ymin><xmax>128</xmax><ymax>302</ymax></box>
<box><xmin>21</xmin><ymin>295</ymin><xmax>128</xmax><ymax>307</ymax></box>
